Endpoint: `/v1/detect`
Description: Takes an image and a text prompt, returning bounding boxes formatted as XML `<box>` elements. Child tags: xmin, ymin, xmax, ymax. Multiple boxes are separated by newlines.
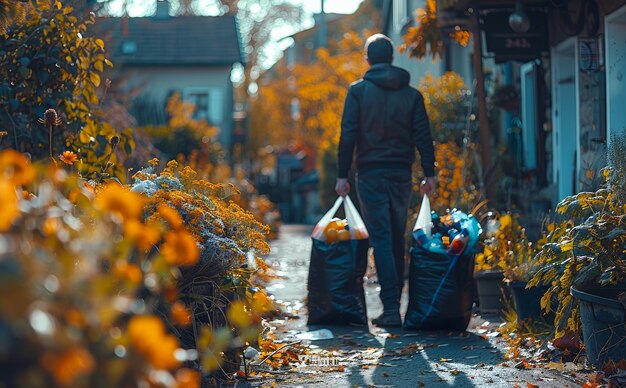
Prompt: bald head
<box><xmin>365</xmin><ymin>34</ymin><xmax>394</xmax><ymax>65</ymax></box>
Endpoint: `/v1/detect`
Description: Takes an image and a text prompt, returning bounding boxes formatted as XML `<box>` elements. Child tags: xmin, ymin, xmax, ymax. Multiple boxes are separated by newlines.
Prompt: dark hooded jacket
<box><xmin>337</xmin><ymin>63</ymin><xmax>435</xmax><ymax>178</ymax></box>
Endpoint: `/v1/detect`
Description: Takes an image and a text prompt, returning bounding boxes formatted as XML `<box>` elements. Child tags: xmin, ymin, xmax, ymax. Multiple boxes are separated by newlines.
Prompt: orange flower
<box><xmin>157</xmin><ymin>204</ymin><xmax>183</xmax><ymax>230</ymax></box>
<box><xmin>175</xmin><ymin>368</ymin><xmax>200</xmax><ymax>388</ymax></box>
<box><xmin>170</xmin><ymin>301</ymin><xmax>192</xmax><ymax>327</ymax></box>
<box><xmin>128</xmin><ymin>315</ymin><xmax>181</xmax><ymax>370</ymax></box>
<box><xmin>164</xmin><ymin>284</ymin><xmax>179</xmax><ymax>303</ymax></box>
<box><xmin>128</xmin><ymin>315</ymin><xmax>164</xmax><ymax>353</ymax></box>
<box><xmin>124</xmin><ymin>219</ymin><xmax>161</xmax><ymax>251</ymax></box>
<box><xmin>150</xmin><ymin>333</ymin><xmax>180</xmax><ymax>370</ymax></box>
<box><xmin>95</xmin><ymin>183</ymin><xmax>146</xmax><ymax>222</ymax></box>
<box><xmin>113</xmin><ymin>260</ymin><xmax>142</xmax><ymax>284</ymax></box>
<box><xmin>161</xmin><ymin>229</ymin><xmax>199</xmax><ymax>266</ymax></box>
<box><xmin>0</xmin><ymin>181</ymin><xmax>19</xmax><ymax>232</ymax></box>
<box><xmin>0</xmin><ymin>149</ymin><xmax>34</xmax><ymax>186</ymax></box>
<box><xmin>59</xmin><ymin>150</ymin><xmax>79</xmax><ymax>165</ymax></box>
<box><xmin>42</xmin><ymin>217</ymin><xmax>60</xmax><ymax>236</ymax></box>
<box><xmin>42</xmin><ymin>346</ymin><xmax>95</xmax><ymax>386</ymax></box>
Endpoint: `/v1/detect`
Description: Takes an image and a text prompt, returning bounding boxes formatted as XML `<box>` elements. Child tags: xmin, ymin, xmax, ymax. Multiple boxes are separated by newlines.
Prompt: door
<box><xmin>521</xmin><ymin>62</ymin><xmax>538</xmax><ymax>171</ymax></box>
<box><xmin>551</xmin><ymin>38</ymin><xmax>578</xmax><ymax>202</ymax></box>
<box><xmin>606</xmin><ymin>4</ymin><xmax>626</xmax><ymax>144</ymax></box>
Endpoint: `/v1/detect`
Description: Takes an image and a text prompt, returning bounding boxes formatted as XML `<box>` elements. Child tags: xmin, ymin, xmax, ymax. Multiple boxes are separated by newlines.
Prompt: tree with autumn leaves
<box><xmin>250</xmin><ymin>33</ymin><xmax>369</xmax><ymax>208</ymax></box>
<box><xmin>0</xmin><ymin>0</ymin><xmax>134</xmax><ymax>182</ymax></box>
<box><xmin>251</xmin><ymin>29</ymin><xmax>480</xmax><ymax>212</ymax></box>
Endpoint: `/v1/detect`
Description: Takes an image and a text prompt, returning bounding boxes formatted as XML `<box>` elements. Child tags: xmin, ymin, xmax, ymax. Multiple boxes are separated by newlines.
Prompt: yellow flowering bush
<box><xmin>418</xmin><ymin>72</ymin><xmax>471</xmax><ymax>143</ymax></box>
<box><xmin>475</xmin><ymin>212</ymin><xmax>535</xmax><ymax>274</ymax></box>
<box><xmin>0</xmin><ymin>148</ymin><xmax>275</xmax><ymax>386</ymax></box>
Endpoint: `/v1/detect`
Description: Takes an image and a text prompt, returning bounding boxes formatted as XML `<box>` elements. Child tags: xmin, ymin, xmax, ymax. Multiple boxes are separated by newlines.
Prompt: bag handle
<box><xmin>344</xmin><ymin>195</ymin><xmax>369</xmax><ymax>239</ymax></box>
<box><xmin>413</xmin><ymin>194</ymin><xmax>432</xmax><ymax>238</ymax></box>
<box><xmin>311</xmin><ymin>196</ymin><xmax>344</xmax><ymax>240</ymax></box>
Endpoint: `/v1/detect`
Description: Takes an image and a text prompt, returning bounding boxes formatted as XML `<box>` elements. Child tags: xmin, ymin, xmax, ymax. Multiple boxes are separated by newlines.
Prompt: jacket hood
<box><xmin>363</xmin><ymin>64</ymin><xmax>410</xmax><ymax>90</ymax></box>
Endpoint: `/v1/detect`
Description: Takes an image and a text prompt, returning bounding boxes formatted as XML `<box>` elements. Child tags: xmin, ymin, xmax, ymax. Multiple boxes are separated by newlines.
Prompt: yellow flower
<box><xmin>95</xmin><ymin>183</ymin><xmax>146</xmax><ymax>221</ymax></box>
<box><xmin>161</xmin><ymin>229</ymin><xmax>199</xmax><ymax>266</ymax></box>
<box><xmin>59</xmin><ymin>150</ymin><xmax>79</xmax><ymax>165</ymax></box>
<box><xmin>227</xmin><ymin>300</ymin><xmax>251</xmax><ymax>329</ymax></box>
<box><xmin>0</xmin><ymin>149</ymin><xmax>34</xmax><ymax>186</ymax></box>
<box><xmin>499</xmin><ymin>214</ymin><xmax>512</xmax><ymax>229</ymax></box>
<box><xmin>0</xmin><ymin>181</ymin><xmax>19</xmax><ymax>232</ymax></box>
<box><xmin>157</xmin><ymin>204</ymin><xmax>183</xmax><ymax>230</ymax></box>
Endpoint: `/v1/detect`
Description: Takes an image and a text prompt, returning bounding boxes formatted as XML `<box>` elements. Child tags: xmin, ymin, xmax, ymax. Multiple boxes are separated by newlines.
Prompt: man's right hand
<box><xmin>335</xmin><ymin>178</ymin><xmax>350</xmax><ymax>197</ymax></box>
<box><xmin>420</xmin><ymin>176</ymin><xmax>436</xmax><ymax>195</ymax></box>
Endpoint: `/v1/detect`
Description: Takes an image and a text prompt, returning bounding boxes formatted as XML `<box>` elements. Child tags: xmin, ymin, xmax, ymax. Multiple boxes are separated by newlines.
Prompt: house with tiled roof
<box><xmin>96</xmin><ymin>0</ymin><xmax>244</xmax><ymax>154</ymax></box>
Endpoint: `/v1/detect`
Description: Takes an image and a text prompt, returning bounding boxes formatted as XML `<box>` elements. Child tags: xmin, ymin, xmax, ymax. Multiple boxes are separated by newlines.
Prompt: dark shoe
<box><xmin>371</xmin><ymin>313</ymin><xmax>402</xmax><ymax>327</ymax></box>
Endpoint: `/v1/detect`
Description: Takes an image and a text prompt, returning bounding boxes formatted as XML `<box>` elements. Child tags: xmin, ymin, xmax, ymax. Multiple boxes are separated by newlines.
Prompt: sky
<box><xmin>102</xmin><ymin>0</ymin><xmax>363</xmax><ymax>19</ymax></box>
<box><xmin>101</xmin><ymin>0</ymin><xmax>364</xmax><ymax>70</ymax></box>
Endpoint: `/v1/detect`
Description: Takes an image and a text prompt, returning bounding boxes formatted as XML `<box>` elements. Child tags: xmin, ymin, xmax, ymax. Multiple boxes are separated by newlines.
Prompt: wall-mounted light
<box><xmin>509</xmin><ymin>1</ymin><xmax>530</xmax><ymax>33</ymax></box>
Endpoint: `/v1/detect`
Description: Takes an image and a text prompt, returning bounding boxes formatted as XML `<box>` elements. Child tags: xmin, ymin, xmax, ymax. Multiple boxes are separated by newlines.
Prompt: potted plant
<box><xmin>529</xmin><ymin>133</ymin><xmax>626</xmax><ymax>368</ymax></box>
<box><xmin>474</xmin><ymin>212</ymin><xmax>518</xmax><ymax>314</ymax></box>
<box><xmin>503</xmin><ymin>219</ymin><xmax>560</xmax><ymax>323</ymax></box>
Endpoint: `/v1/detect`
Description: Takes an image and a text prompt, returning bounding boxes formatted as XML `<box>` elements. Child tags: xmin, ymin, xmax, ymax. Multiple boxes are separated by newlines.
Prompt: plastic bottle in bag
<box><xmin>448</xmin><ymin>229</ymin><xmax>470</xmax><ymax>255</ymax></box>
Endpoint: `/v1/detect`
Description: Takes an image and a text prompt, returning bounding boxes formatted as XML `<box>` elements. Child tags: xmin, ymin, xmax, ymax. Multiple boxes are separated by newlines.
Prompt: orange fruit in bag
<box><xmin>337</xmin><ymin>229</ymin><xmax>351</xmax><ymax>241</ymax></box>
<box><xmin>325</xmin><ymin>228</ymin><xmax>338</xmax><ymax>243</ymax></box>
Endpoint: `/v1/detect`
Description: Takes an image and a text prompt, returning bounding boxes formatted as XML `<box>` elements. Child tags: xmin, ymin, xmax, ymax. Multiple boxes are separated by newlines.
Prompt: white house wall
<box><xmin>123</xmin><ymin>66</ymin><xmax>234</xmax><ymax>149</ymax></box>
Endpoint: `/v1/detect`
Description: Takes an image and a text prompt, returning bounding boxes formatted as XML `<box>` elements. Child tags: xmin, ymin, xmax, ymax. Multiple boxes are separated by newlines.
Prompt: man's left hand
<box><xmin>335</xmin><ymin>178</ymin><xmax>350</xmax><ymax>197</ymax></box>
<box><xmin>420</xmin><ymin>176</ymin><xmax>436</xmax><ymax>196</ymax></box>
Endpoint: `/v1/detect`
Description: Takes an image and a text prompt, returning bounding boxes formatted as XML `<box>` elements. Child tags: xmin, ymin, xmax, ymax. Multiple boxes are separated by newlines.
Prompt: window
<box><xmin>121</xmin><ymin>41</ymin><xmax>137</xmax><ymax>55</ymax></box>
<box><xmin>183</xmin><ymin>87</ymin><xmax>224</xmax><ymax>124</ymax></box>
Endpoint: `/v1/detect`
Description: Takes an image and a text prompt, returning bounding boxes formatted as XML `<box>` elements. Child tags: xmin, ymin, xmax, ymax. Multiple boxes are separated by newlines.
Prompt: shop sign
<box><xmin>481</xmin><ymin>9</ymin><xmax>549</xmax><ymax>62</ymax></box>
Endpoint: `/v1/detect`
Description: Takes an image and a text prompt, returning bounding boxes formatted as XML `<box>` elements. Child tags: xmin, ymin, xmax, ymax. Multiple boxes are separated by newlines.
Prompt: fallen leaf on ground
<box><xmin>439</xmin><ymin>358</ymin><xmax>453</xmax><ymax>362</ymax></box>
<box><xmin>545</xmin><ymin>361</ymin><xmax>580</xmax><ymax>371</ymax></box>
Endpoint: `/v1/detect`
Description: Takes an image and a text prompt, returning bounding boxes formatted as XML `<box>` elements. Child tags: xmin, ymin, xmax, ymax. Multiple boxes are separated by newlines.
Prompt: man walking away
<box><xmin>335</xmin><ymin>34</ymin><xmax>436</xmax><ymax>327</ymax></box>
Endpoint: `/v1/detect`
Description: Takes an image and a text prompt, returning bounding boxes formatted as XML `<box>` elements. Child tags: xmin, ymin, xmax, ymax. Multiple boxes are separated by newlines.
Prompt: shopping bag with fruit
<box><xmin>307</xmin><ymin>196</ymin><xmax>369</xmax><ymax>326</ymax></box>
<box><xmin>311</xmin><ymin>196</ymin><xmax>369</xmax><ymax>243</ymax></box>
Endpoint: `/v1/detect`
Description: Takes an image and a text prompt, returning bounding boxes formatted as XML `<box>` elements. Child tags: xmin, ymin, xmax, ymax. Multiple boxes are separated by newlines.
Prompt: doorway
<box><xmin>606</xmin><ymin>4</ymin><xmax>626</xmax><ymax>143</ymax></box>
<box><xmin>551</xmin><ymin>38</ymin><xmax>578</xmax><ymax>202</ymax></box>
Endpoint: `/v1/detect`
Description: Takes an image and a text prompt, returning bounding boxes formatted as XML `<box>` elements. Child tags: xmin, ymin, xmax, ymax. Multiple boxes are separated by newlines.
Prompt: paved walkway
<box><xmin>254</xmin><ymin>225</ymin><xmax>582</xmax><ymax>388</ymax></box>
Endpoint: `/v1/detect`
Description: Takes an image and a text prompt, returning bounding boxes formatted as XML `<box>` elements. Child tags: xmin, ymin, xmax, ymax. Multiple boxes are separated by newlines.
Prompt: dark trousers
<box><xmin>356</xmin><ymin>168</ymin><xmax>412</xmax><ymax>315</ymax></box>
